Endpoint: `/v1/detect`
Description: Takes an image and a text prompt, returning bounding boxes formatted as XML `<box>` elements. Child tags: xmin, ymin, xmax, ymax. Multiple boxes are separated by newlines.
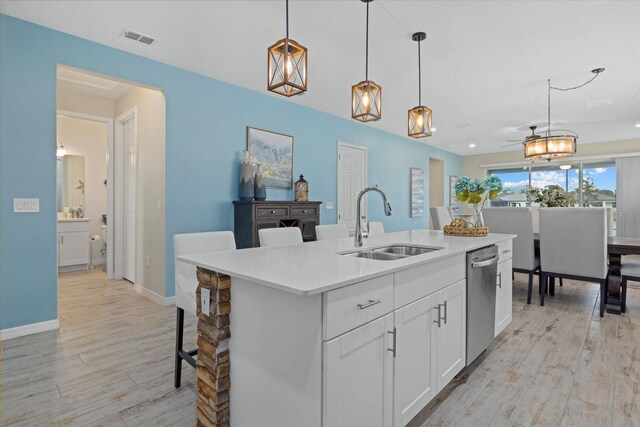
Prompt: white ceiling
<box><xmin>2</xmin><ymin>0</ymin><xmax>640</xmax><ymax>155</ymax></box>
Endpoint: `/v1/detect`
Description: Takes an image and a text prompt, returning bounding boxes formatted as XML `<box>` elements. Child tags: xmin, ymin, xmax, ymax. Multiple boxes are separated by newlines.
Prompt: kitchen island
<box><xmin>179</xmin><ymin>229</ymin><xmax>515</xmax><ymax>427</ymax></box>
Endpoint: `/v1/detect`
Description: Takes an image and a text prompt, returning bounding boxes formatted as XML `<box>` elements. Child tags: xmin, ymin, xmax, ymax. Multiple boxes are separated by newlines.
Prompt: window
<box><xmin>488</xmin><ymin>161</ymin><xmax>617</xmax><ymax>233</ymax></box>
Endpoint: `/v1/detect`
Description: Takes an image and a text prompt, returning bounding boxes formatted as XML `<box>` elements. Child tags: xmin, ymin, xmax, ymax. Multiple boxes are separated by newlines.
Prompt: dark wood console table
<box><xmin>233</xmin><ymin>201</ymin><xmax>322</xmax><ymax>248</ymax></box>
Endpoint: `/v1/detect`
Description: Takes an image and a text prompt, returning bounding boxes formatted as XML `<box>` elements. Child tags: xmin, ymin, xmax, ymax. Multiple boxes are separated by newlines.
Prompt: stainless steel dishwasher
<box><xmin>466</xmin><ymin>245</ymin><xmax>499</xmax><ymax>365</ymax></box>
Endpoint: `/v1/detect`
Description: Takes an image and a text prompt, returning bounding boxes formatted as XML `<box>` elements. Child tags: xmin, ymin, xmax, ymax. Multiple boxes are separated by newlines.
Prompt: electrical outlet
<box><xmin>156</xmin><ymin>200</ymin><xmax>162</xmax><ymax>212</ymax></box>
<box><xmin>325</xmin><ymin>201</ymin><xmax>334</xmax><ymax>210</ymax></box>
<box><xmin>201</xmin><ymin>288</ymin><xmax>210</xmax><ymax>316</ymax></box>
<box><xmin>145</xmin><ymin>255</ymin><xmax>150</xmax><ymax>266</ymax></box>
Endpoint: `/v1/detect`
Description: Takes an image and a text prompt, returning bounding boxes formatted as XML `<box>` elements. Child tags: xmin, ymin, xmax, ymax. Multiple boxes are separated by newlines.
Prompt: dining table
<box><xmin>533</xmin><ymin>234</ymin><xmax>640</xmax><ymax>314</ymax></box>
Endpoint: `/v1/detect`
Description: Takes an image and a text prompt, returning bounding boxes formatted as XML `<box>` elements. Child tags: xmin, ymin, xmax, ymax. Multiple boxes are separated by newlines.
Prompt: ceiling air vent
<box><xmin>122</xmin><ymin>30</ymin><xmax>156</xmax><ymax>45</ymax></box>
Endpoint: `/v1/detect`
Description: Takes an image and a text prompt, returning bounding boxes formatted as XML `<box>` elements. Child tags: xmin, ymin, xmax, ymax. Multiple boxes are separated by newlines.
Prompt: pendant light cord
<box><xmin>418</xmin><ymin>38</ymin><xmax>422</xmax><ymax>105</ymax></box>
<box><xmin>547</xmin><ymin>79</ymin><xmax>551</xmax><ymax>136</ymax></box>
<box><xmin>365</xmin><ymin>1</ymin><xmax>369</xmax><ymax>81</ymax></box>
<box><xmin>285</xmin><ymin>0</ymin><xmax>289</xmax><ymax>40</ymax></box>
<box><xmin>550</xmin><ymin>71</ymin><xmax>601</xmax><ymax>92</ymax></box>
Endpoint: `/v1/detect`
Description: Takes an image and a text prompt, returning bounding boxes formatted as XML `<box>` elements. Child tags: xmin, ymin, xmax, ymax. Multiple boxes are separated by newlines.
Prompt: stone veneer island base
<box><xmin>195</xmin><ymin>268</ymin><xmax>231</xmax><ymax>427</ymax></box>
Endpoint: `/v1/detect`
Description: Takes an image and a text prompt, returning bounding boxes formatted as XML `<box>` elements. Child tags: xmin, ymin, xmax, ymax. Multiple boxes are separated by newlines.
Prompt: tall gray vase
<box><xmin>239</xmin><ymin>151</ymin><xmax>254</xmax><ymax>201</ymax></box>
<box><xmin>254</xmin><ymin>164</ymin><xmax>266</xmax><ymax>201</ymax></box>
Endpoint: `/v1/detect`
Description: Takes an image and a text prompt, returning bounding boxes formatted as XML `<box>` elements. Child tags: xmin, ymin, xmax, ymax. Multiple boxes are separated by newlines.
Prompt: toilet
<box><xmin>101</xmin><ymin>224</ymin><xmax>108</xmax><ymax>247</ymax></box>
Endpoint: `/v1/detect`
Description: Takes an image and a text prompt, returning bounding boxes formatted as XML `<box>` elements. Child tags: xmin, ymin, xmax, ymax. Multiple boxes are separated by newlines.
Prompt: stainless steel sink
<box><xmin>374</xmin><ymin>245</ymin><xmax>441</xmax><ymax>256</ymax></box>
<box><xmin>341</xmin><ymin>244</ymin><xmax>443</xmax><ymax>261</ymax></box>
<box><xmin>349</xmin><ymin>251</ymin><xmax>406</xmax><ymax>261</ymax></box>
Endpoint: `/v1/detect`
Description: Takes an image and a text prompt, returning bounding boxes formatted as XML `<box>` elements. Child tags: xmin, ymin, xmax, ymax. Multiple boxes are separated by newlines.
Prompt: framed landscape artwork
<box><xmin>410</xmin><ymin>167</ymin><xmax>425</xmax><ymax>218</ymax></box>
<box><xmin>450</xmin><ymin>175</ymin><xmax>461</xmax><ymax>215</ymax></box>
<box><xmin>246</xmin><ymin>127</ymin><xmax>294</xmax><ymax>189</ymax></box>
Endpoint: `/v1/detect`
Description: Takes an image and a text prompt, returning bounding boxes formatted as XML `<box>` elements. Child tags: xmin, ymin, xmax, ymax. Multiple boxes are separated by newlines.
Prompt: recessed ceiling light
<box><xmin>431</xmin><ymin>127</ymin><xmax>437</xmax><ymax>132</ymax></box>
<box><xmin>469</xmin><ymin>143</ymin><xmax>476</xmax><ymax>148</ymax></box>
<box><xmin>559</xmin><ymin>164</ymin><xmax>572</xmax><ymax>170</ymax></box>
<box><xmin>635</xmin><ymin>123</ymin><xmax>640</xmax><ymax>128</ymax></box>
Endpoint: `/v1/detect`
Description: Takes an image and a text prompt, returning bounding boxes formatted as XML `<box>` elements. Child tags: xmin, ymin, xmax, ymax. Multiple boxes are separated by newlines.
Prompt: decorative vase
<box><xmin>239</xmin><ymin>151</ymin><xmax>254</xmax><ymax>201</ymax></box>
<box><xmin>473</xmin><ymin>207</ymin><xmax>484</xmax><ymax>228</ymax></box>
<box><xmin>254</xmin><ymin>164</ymin><xmax>266</xmax><ymax>201</ymax></box>
<box><xmin>294</xmin><ymin>174</ymin><xmax>309</xmax><ymax>202</ymax></box>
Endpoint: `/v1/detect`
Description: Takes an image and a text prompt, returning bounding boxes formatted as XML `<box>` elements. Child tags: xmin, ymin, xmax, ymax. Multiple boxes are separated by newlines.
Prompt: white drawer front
<box><xmin>394</xmin><ymin>253</ymin><xmax>465</xmax><ymax>309</ymax></box>
<box><xmin>323</xmin><ymin>274</ymin><xmax>394</xmax><ymax>340</ymax></box>
<box><xmin>497</xmin><ymin>239</ymin><xmax>513</xmax><ymax>262</ymax></box>
<box><xmin>57</xmin><ymin>221</ymin><xmax>90</xmax><ymax>233</ymax></box>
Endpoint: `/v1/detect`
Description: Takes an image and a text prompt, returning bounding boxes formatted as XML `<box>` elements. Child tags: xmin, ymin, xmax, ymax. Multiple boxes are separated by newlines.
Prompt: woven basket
<box><xmin>443</xmin><ymin>219</ymin><xmax>489</xmax><ymax>237</ymax></box>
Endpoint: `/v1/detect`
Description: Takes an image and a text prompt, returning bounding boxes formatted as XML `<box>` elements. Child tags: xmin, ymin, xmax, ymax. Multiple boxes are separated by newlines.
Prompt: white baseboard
<box><xmin>0</xmin><ymin>319</ymin><xmax>60</xmax><ymax>341</ymax></box>
<box><xmin>134</xmin><ymin>284</ymin><xmax>175</xmax><ymax>306</ymax></box>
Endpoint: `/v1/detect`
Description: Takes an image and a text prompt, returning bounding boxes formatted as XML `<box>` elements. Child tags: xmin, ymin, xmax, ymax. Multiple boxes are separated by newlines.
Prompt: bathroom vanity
<box><xmin>180</xmin><ymin>230</ymin><xmax>514</xmax><ymax>427</ymax></box>
<box><xmin>57</xmin><ymin>218</ymin><xmax>90</xmax><ymax>271</ymax></box>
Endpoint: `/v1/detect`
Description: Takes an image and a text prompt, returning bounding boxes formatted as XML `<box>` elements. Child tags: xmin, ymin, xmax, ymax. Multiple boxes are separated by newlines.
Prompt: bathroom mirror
<box><xmin>57</xmin><ymin>155</ymin><xmax>85</xmax><ymax>213</ymax></box>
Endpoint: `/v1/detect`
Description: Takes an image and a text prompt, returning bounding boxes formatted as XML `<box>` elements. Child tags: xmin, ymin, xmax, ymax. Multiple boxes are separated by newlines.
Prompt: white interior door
<box><xmin>122</xmin><ymin>116</ymin><xmax>136</xmax><ymax>283</ymax></box>
<box><xmin>337</xmin><ymin>142</ymin><xmax>367</xmax><ymax>234</ymax></box>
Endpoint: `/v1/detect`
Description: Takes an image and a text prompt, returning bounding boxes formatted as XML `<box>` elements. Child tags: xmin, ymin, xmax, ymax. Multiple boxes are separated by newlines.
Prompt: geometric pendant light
<box><xmin>408</xmin><ymin>32</ymin><xmax>432</xmax><ymax>138</ymax></box>
<box><xmin>267</xmin><ymin>0</ymin><xmax>308</xmax><ymax>96</ymax></box>
<box><xmin>352</xmin><ymin>0</ymin><xmax>382</xmax><ymax>122</ymax></box>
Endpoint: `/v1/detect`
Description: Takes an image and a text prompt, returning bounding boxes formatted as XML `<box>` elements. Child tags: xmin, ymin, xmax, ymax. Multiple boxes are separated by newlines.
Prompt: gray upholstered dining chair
<box><xmin>483</xmin><ymin>207</ymin><xmax>540</xmax><ymax>304</ymax></box>
<box><xmin>173</xmin><ymin>231</ymin><xmax>236</xmax><ymax>388</ymax></box>
<box><xmin>430</xmin><ymin>207</ymin><xmax>454</xmax><ymax>230</ymax></box>
<box><xmin>258</xmin><ymin>227</ymin><xmax>303</xmax><ymax>247</ymax></box>
<box><xmin>539</xmin><ymin>208</ymin><xmax>608</xmax><ymax>316</ymax></box>
<box><xmin>315</xmin><ymin>224</ymin><xmax>349</xmax><ymax>240</ymax></box>
<box><xmin>621</xmin><ymin>258</ymin><xmax>640</xmax><ymax>313</ymax></box>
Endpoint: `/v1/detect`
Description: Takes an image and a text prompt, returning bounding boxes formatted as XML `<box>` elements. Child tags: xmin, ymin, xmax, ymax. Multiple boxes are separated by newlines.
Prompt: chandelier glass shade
<box><xmin>352</xmin><ymin>0</ymin><xmax>381</xmax><ymax>122</ymax></box>
<box><xmin>523</xmin><ymin>133</ymin><xmax>576</xmax><ymax>160</ymax></box>
<box><xmin>267</xmin><ymin>0</ymin><xmax>307</xmax><ymax>96</ymax></box>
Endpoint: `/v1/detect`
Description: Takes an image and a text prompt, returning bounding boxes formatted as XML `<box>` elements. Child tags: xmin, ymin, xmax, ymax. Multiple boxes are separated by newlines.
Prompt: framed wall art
<box><xmin>246</xmin><ymin>127</ymin><xmax>294</xmax><ymax>189</ymax></box>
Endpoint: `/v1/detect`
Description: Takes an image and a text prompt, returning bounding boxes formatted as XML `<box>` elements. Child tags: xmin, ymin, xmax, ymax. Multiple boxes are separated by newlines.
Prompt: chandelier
<box><xmin>524</xmin><ymin>68</ymin><xmax>604</xmax><ymax>161</ymax></box>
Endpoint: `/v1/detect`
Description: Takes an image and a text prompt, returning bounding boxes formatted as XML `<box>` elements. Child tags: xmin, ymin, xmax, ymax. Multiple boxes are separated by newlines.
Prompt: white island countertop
<box><xmin>179</xmin><ymin>229</ymin><xmax>515</xmax><ymax>296</ymax></box>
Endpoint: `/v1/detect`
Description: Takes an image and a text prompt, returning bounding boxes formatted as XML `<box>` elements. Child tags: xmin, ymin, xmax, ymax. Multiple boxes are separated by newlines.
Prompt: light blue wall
<box><xmin>0</xmin><ymin>14</ymin><xmax>462</xmax><ymax>330</ymax></box>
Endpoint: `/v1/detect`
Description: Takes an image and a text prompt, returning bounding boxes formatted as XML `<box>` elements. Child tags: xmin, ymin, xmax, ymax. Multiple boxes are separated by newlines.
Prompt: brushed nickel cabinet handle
<box><xmin>387</xmin><ymin>328</ymin><xmax>397</xmax><ymax>358</ymax></box>
<box><xmin>433</xmin><ymin>305</ymin><xmax>442</xmax><ymax>328</ymax></box>
<box><xmin>497</xmin><ymin>272</ymin><xmax>502</xmax><ymax>288</ymax></box>
<box><xmin>357</xmin><ymin>299</ymin><xmax>381</xmax><ymax>310</ymax></box>
<box><xmin>443</xmin><ymin>301</ymin><xmax>448</xmax><ymax>325</ymax></box>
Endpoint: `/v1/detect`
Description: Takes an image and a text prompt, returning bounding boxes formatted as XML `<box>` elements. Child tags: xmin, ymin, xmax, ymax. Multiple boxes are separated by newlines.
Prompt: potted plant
<box><xmin>525</xmin><ymin>184</ymin><xmax>576</xmax><ymax>207</ymax></box>
<box><xmin>454</xmin><ymin>176</ymin><xmax>503</xmax><ymax>228</ymax></box>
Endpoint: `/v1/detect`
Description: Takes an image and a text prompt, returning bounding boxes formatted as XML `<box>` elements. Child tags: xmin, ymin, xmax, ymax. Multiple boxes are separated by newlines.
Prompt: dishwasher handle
<box><xmin>471</xmin><ymin>255</ymin><xmax>500</xmax><ymax>269</ymax></box>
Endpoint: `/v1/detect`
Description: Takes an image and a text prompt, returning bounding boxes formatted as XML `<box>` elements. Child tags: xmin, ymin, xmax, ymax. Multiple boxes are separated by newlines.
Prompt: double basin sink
<box><xmin>341</xmin><ymin>244</ymin><xmax>443</xmax><ymax>261</ymax></box>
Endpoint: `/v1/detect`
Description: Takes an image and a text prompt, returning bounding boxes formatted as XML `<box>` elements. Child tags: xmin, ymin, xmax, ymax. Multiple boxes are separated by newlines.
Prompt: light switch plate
<box><xmin>201</xmin><ymin>288</ymin><xmax>211</xmax><ymax>316</ymax></box>
<box><xmin>13</xmin><ymin>198</ymin><xmax>40</xmax><ymax>213</ymax></box>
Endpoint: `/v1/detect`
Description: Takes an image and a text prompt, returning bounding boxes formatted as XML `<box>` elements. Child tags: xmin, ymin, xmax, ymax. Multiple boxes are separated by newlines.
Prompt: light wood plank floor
<box><xmin>2</xmin><ymin>268</ymin><xmax>639</xmax><ymax>426</ymax></box>
<box><xmin>1</xmin><ymin>269</ymin><xmax>197</xmax><ymax>426</ymax></box>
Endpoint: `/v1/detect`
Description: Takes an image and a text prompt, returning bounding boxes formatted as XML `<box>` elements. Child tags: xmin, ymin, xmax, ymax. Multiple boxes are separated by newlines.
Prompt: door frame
<box><xmin>114</xmin><ymin>107</ymin><xmax>137</xmax><ymax>283</ymax></box>
<box><xmin>337</xmin><ymin>141</ymin><xmax>368</xmax><ymax>233</ymax></box>
<box><xmin>56</xmin><ymin>109</ymin><xmax>114</xmax><ymax>276</ymax></box>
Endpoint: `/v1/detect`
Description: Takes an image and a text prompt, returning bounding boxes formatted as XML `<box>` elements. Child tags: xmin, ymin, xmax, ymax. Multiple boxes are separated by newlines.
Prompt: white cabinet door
<box><xmin>324</xmin><ymin>314</ymin><xmax>394</xmax><ymax>427</ymax></box>
<box><xmin>495</xmin><ymin>258</ymin><xmax>513</xmax><ymax>337</ymax></box>
<box><xmin>58</xmin><ymin>231</ymin><xmax>89</xmax><ymax>267</ymax></box>
<box><xmin>393</xmin><ymin>294</ymin><xmax>437</xmax><ymax>427</ymax></box>
<box><xmin>434</xmin><ymin>279</ymin><xmax>466</xmax><ymax>393</ymax></box>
